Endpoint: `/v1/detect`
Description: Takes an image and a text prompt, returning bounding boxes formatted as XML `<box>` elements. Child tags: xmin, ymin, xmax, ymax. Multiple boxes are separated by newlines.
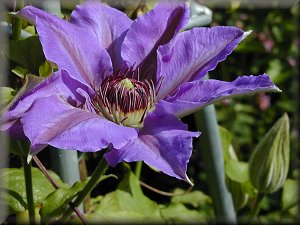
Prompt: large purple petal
<box><xmin>70</xmin><ymin>1</ymin><xmax>132</xmax><ymax>71</ymax></box>
<box><xmin>156</xmin><ymin>26</ymin><xmax>245</xmax><ymax>100</ymax></box>
<box><xmin>156</xmin><ymin>74</ymin><xmax>281</xmax><ymax>118</ymax></box>
<box><xmin>18</xmin><ymin>6</ymin><xmax>113</xmax><ymax>88</ymax></box>
<box><xmin>105</xmin><ymin>113</ymin><xmax>200</xmax><ymax>183</ymax></box>
<box><xmin>121</xmin><ymin>0</ymin><xmax>189</xmax><ymax>80</ymax></box>
<box><xmin>21</xmin><ymin>95</ymin><xmax>138</xmax><ymax>155</ymax></box>
<box><xmin>0</xmin><ymin>70</ymin><xmax>87</xmax><ymax>138</ymax></box>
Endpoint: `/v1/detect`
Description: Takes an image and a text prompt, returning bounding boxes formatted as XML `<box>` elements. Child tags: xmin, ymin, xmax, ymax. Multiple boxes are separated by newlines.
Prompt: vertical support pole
<box><xmin>194</xmin><ymin>106</ymin><xmax>236</xmax><ymax>223</ymax></box>
<box><xmin>49</xmin><ymin>149</ymin><xmax>81</xmax><ymax>186</ymax></box>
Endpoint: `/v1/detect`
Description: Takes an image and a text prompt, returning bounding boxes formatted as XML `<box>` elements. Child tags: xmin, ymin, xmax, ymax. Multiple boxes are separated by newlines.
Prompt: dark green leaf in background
<box><xmin>282</xmin><ymin>179</ymin><xmax>298</xmax><ymax>215</ymax></box>
<box><xmin>0</xmin><ymin>87</ymin><xmax>16</xmax><ymax>106</ymax></box>
<box><xmin>9</xmin><ymin>35</ymin><xmax>45</xmax><ymax>75</ymax></box>
<box><xmin>226</xmin><ymin>160</ymin><xmax>249</xmax><ymax>183</ymax></box>
<box><xmin>0</xmin><ymin>74</ymin><xmax>45</xmax><ymax>115</ymax></box>
<box><xmin>11</xmin><ymin>66</ymin><xmax>30</xmax><ymax>78</ymax></box>
<box><xmin>90</xmin><ymin>169</ymin><xmax>163</xmax><ymax>223</ymax></box>
<box><xmin>40</xmin><ymin>173</ymin><xmax>116</xmax><ymax>219</ymax></box>
<box><xmin>40</xmin><ymin>178</ymin><xmax>89</xmax><ymax>219</ymax></box>
<box><xmin>0</xmin><ymin>168</ymin><xmax>68</xmax><ymax>213</ymax></box>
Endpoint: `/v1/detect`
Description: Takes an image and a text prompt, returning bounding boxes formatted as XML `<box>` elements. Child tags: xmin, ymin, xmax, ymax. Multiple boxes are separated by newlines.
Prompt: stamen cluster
<box><xmin>92</xmin><ymin>75</ymin><xmax>155</xmax><ymax>127</ymax></box>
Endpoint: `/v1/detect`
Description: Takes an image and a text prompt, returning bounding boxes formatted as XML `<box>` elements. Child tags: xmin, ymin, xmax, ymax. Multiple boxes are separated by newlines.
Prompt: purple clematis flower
<box><xmin>0</xmin><ymin>0</ymin><xmax>280</xmax><ymax>183</ymax></box>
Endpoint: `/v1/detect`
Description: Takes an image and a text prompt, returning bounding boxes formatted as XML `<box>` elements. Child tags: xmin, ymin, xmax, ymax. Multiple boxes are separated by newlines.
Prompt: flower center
<box><xmin>92</xmin><ymin>75</ymin><xmax>155</xmax><ymax>128</ymax></box>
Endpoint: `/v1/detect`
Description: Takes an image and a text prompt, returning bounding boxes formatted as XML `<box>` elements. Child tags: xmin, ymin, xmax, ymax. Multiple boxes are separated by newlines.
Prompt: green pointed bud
<box><xmin>249</xmin><ymin>113</ymin><xmax>290</xmax><ymax>194</ymax></box>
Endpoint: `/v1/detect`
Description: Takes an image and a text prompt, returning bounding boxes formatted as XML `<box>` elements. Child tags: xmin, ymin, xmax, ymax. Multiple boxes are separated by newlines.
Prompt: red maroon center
<box><xmin>92</xmin><ymin>75</ymin><xmax>155</xmax><ymax>127</ymax></box>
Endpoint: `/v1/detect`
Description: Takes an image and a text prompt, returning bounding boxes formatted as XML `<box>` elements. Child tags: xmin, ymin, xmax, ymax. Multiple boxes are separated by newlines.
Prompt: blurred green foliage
<box><xmin>208</xmin><ymin>5</ymin><xmax>299</xmax><ymax>223</ymax></box>
<box><xmin>210</xmin><ymin>5</ymin><xmax>298</xmax><ymax>159</ymax></box>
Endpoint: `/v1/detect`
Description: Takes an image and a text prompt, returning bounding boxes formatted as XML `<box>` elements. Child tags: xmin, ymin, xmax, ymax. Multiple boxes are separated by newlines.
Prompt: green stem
<box><xmin>135</xmin><ymin>161</ymin><xmax>143</xmax><ymax>180</ymax></box>
<box><xmin>60</xmin><ymin>156</ymin><xmax>109</xmax><ymax>223</ymax></box>
<box><xmin>20</xmin><ymin>155</ymin><xmax>36</xmax><ymax>225</ymax></box>
<box><xmin>11</xmin><ymin>0</ymin><xmax>24</xmax><ymax>41</ymax></box>
<box><xmin>249</xmin><ymin>192</ymin><xmax>264</xmax><ymax>223</ymax></box>
<box><xmin>11</xmin><ymin>17</ymin><xmax>22</xmax><ymax>40</ymax></box>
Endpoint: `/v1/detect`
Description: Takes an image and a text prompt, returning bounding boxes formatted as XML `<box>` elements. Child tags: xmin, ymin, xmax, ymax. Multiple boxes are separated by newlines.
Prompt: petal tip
<box><xmin>271</xmin><ymin>86</ymin><xmax>282</xmax><ymax>93</ymax></box>
<box><xmin>27</xmin><ymin>154</ymin><xmax>33</xmax><ymax>164</ymax></box>
<box><xmin>242</xmin><ymin>30</ymin><xmax>253</xmax><ymax>40</ymax></box>
<box><xmin>184</xmin><ymin>175</ymin><xmax>194</xmax><ymax>186</ymax></box>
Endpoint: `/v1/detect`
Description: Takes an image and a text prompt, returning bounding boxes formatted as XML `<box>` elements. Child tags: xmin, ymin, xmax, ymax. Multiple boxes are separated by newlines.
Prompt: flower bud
<box><xmin>249</xmin><ymin>113</ymin><xmax>290</xmax><ymax>194</ymax></box>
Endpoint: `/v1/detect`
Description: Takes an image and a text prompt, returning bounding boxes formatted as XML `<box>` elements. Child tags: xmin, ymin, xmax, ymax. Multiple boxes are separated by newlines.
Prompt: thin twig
<box><xmin>32</xmin><ymin>156</ymin><xmax>88</xmax><ymax>225</ymax></box>
<box><xmin>33</xmin><ymin>156</ymin><xmax>59</xmax><ymax>188</ymax></box>
<box><xmin>248</xmin><ymin>192</ymin><xmax>265</xmax><ymax>223</ymax></box>
<box><xmin>140</xmin><ymin>180</ymin><xmax>193</xmax><ymax>197</ymax></box>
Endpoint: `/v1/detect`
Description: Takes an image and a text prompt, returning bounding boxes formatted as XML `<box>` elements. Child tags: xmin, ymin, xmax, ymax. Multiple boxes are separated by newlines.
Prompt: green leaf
<box><xmin>24</xmin><ymin>25</ymin><xmax>36</xmax><ymax>35</ymax></box>
<box><xmin>91</xmin><ymin>190</ymin><xmax>163</xmax><ymax>223</ymax></box>
<box><xmin>171</xmin><ymin>189</ymin><xmax>211</xmax><ymax>208</ymax></box>
<box><xmin>160</xmin><ymin>203</ymin><xmax>206</xmax><ymax>224</ymax></box>
<box><xmin>272</xmin><ymin>26</ymin><xmax>283</xmax><ymax>42</ymax></box>
<box><xmin>40</xmin><ymin>178</ymin><xmax>89</xmax><ymax>218</ymax></box>
<box><xmin>9</xmin><ymin>35</ymin><xmax>45</xmax><ymax>75</ymax></box>
<box><xmin>11</xmin><ymin>66</ymin><xmax>30</xmax><ymax>78</ymax></box>
<box><xmin>91</xmin><ymin>190</ymin><xmax>162</xmax><ymax>223</ymax></box>
<box><xmin>0</xmin><ymin>87</ymin><xmax>16</xmax><ymax>106</ymax></box>
<box><xmin>113</xmin><ymin>0</ymin><xmax>141</xmax><ymax>17</ymax></box>
<box><xmin>266</xmin><ymin>59</ymin><xmax>285</xmax><ymax>84</ymax></box>
<box><xmin>225</xmin><ymin>160</ymin><xmax>249</xmax><ymax>183</ymax></box>
<box><xmin>39</xmin><ymin>60</ymin><xmax>58</xmax><ymax>77</ymax></box>
<box><xmin>259</xmin><ymin>211</ymin><xmax>281</xmax><ymax>224</ymax></box>
<box><xmin>219</xmin><ymin>126</ymin><xmax>238</xmax><ymax>162</ymax></box>
<box><xmin>0</xmin><ymin>167</ymin><xmax>68</xmax><ymax>213</ymax></box>
<box><xmin>87</xmin><ymin>191</ymin><xmax>147</xmax><ymax>223</ymax></box>
<box><xmin>40</xmin><ymin>173</ymin><xmax>116</xmax><ymax>219</ymax></box>
<box><xmin>90</xmin><ymin>169</ymin><xmax>163</xmax><ymax>223</ymax></box>
<box><xmin>226</xmin><ymin>178</ymin><xmax>249</xmax><ymax>210</ymax></box>
<box><xmin>0</xmin><ymin>74</ymin><xmax>45</xmax><ymax>115</ymax></box>
<box><xmin>292</xmin><ymin>169</ymin><xmax>300</xmax><ymax>179</ymax></box>
<box><xmin>16</xmin><ymin>208</ymin><xmax>41</xmax><ymax>225</ymax></box>
<box><xmin>126</xmin><ymin>169</ymin><xmax>161</xmax><ymax>216</ymax></box>
<box><xmin>86</xmin><ymin>169</ymin><xmax>214</xmax><ymax>224</ymax></box>
<box><xmin>282</xmin><ymin>179</ymin><xmax>299</xmax><ymax>213</ymax></box>
<box><xmin>242</xmin><ymin>180</ymin><xmax>257</xmax><ymax>197</ymax></box>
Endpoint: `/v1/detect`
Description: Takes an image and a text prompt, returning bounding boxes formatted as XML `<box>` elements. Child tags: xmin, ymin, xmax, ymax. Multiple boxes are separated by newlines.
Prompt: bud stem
<box><xmin>249</xmin><ymin>192</ymin><xmax>265</xmax><ymax>222</ymax></box>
